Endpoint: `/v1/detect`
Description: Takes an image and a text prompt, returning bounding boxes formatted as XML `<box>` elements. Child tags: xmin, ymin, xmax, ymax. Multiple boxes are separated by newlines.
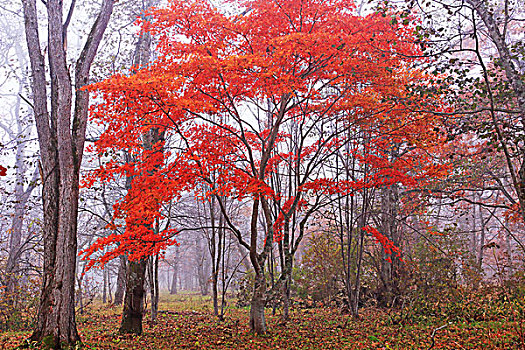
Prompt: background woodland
<box><xmin>0</xmin><ymin>0</ymin><xmax>524</xmax><ymax>348</ymax></box>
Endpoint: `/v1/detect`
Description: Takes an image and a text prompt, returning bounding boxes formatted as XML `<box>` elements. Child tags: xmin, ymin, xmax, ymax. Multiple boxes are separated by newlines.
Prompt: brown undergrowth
<box><xmin>1</xmin><ymin>291</ymin><xmax>523</xmax><ymax>349</ymax></box>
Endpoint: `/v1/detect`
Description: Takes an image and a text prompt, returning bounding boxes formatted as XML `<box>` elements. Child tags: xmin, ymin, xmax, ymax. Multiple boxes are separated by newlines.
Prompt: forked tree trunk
<box><xmin>21</xmin><ymin>0</ymin><xmax>114</xmax><ymax>347</ymax></box>
<box><xmin>119</xmin><ymin>259</ymin><xmax>147</xmax><ymax>335</ymax></box>
<box><xmin>213</xmin><ymin>96</ymin><xmax>290</xmax><ymax>334</ymax></box>
<box><xmin>246</xmin><ymin>198</ymin><xmax>271</xmax><ymax>335</ymax></box>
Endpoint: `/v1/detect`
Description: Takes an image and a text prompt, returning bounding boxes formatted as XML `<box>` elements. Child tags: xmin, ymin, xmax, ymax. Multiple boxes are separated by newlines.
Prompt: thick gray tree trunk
<box><xmin>21</xmin><ymin>0</ymin><xmax>114</xmax><ymax>347</ymax></box>
<box><xmin>249</xmin><ymin>270</ymin><xmax>267</xmax><ymax>334</ymax></box>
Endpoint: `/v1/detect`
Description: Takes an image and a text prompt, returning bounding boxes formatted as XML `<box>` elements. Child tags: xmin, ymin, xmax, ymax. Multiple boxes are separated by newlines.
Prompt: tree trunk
<box><xmin>477</xmin><ymin>205</ymin><xmax>486</xmax><ymax>271</ymax></box>
<box><xmin>118</xmin><ymin>0</ymin><xmax>160</xmax><ymax>332</ymax></box>
<box><xmin>148</xmin><ymin>255</ymin><xmax>159</xmax><ymax>322</ymax></box>
<box><xmin>505</xmin><ymin>217</ymin><xmax>513</xmax><ymax>277</ymax></box>
<box><xmin>119</xmin><ymin>259</ymin><xmax>147</xmax><ymax>335</ymax></box>
<box><xmin>108</xmin><ymin>268</ymin><xmax>113</xmax><ymax>304</ymax></box>
<box><xmin>76</xmin><ymin>277</ymin><xmax>84</xmax><ymax>316</ymax></box>
<box><xmin>352</xmin><ymin>223</ymin><xmax>365</xmax><ymax>318</ymax></box>
<box><xmin>378</xmin><ymin>180</ymin><xmax>400</xmax><ymax>307</ymax></box>
<box><xmin>352</xmin><ymin>181</ymin><xmax>369</xmax><ymax>318</ymax></box>
<box><xmin>219</xmin><ymin>226</ymin><xmax>229</xmax><ymax>319</ymax></box>
<box><xmin>280</xmin><ymin>221</ymin><xmax>294</xmax><ymax>322</ymax></box>
<box><xmin>195</xmin><ymin>236</ymin><xmax>210</xmax><ymax>296</ymax></box>
<box><xmin>170</xmin><ymin>258</ymin><xmax>178</xmax><ymax>295</ymax></box>
<box><xmin>21</xmin><ymin>0</ymin><xmax>114</xmax><ymax>347</ymax></box>
<box><xmin>466</xmin><ymin>0</ymin><xmax>525</xmax><ymax>226</ymax></box>
<box><xmin>114</xmin><ymin>255</ymin><xmax>127</xmax><ymax>305</ymax></box>
<box><xmin>103</xmin><ymin>267</ymin><xmax>108</xmax><ymax>304</ymax></box>
<box><xmin>282</xmin><ymin>276</ymin><xmax>290</xmax><ymax>321</ymax></box>
<box><xmin>210</xmin><ymin>200</ymin><xmax>223</xmax><ymax>318</ymax></box>
<box><xmin>5</xmin><ymin>167</ymin><xmax>38</xmax><ymax>306</ymax></box>
<box><xmin>249</xmin><ymin>271</ymin><xmax>267</xmax><ymax>334</ymax></box>
<box><xmin>120</xmin><ymin>125</ymin><xmax>163</xmax><ymax>333</ymax></box>
<box><xmin>3</xmin><ymin>68</ymin><xmax>39</xmax><ymax>306</ymax></box>
<box><xmin>212</xmin><ymin>264</ymin><xmax>219</xmax><ymax>317</ymax></box>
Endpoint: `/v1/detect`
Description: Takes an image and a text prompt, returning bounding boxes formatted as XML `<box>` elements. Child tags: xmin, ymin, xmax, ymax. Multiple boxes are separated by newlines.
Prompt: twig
<box><xmin>18</xmin><ymin>94</ymin><xmax>34</xmax><ymax>109</ymax></box>
<box><xmin>427</xmin><ymin>322</ymin><xmax>452</xmax><ymax>350</ymax></box>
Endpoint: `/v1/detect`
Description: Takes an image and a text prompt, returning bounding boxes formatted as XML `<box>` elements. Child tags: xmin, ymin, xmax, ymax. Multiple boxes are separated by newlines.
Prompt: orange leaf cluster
<box><xmin>82</xmin><ymin>0</ymin><xmax>450</xmax><ymax>264</ymax></box>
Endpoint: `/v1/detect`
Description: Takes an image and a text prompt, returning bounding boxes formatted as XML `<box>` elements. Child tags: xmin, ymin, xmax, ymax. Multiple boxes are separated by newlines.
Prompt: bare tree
<box><xmin>0</xmin><ymin>39</ymin><xmax>39</xmax><ymax>310</ymax></box>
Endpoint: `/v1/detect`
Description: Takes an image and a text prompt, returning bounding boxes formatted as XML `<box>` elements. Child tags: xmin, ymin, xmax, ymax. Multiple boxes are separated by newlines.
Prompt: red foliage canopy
<box><xmin>82</xmin><ymin>0</ymin><xmax>449</xmax><ymax>267</ymax></box>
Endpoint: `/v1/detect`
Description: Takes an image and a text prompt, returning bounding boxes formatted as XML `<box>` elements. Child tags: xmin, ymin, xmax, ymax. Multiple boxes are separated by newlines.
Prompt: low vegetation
<box><xmin>2</xmin><ymin>290</ymin><xmax>523</xmax><ymax>349</ymax></box>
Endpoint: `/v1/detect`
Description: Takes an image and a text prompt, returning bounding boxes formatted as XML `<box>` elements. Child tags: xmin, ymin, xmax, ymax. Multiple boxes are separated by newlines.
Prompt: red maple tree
<box><xmin>83</xmin><ymin>0</ymin><xmax>449</xmax><ymax>333</ymax></box>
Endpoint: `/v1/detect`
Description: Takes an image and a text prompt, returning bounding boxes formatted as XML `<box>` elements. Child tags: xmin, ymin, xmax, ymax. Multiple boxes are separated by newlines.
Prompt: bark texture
<box><xmin>119</xmin><ymin>259</ymin><xmax>147</xmax><ymax>335</ymax></box>
<box><xmin>249</xmin><ymin>271</ymin><xmax>267</xmax><ymax>334</ymax></box>
<box><xmin>21</xmin><ymin>0</ymin><xmax>114</xmax><ymax>347</ymax></box>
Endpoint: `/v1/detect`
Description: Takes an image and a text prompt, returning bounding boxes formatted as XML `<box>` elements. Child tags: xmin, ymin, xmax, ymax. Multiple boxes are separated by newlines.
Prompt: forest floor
<box><xmin>1</xmin><ymin>291</ymin><xmax>524</xmax><ymax>349</ymax></box>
